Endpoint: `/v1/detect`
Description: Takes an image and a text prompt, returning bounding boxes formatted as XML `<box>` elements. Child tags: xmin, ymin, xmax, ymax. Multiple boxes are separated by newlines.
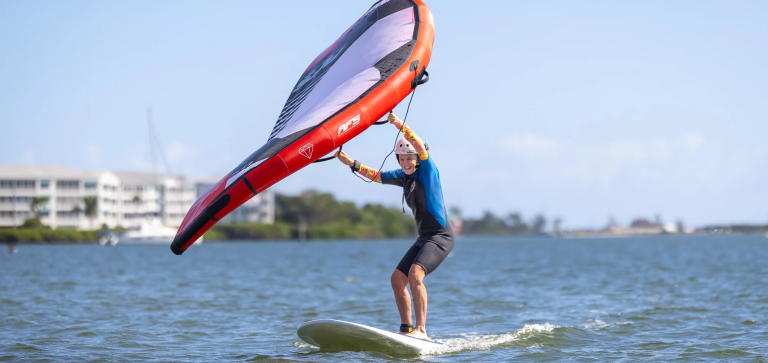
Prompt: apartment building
<box><xmin>194</xmin><ymin>179</ymin><xmax>274</xmax><ymax>224</ymax></box>
<box><xmin>0</xmin><ymin>165</ymin><xmax>274</xmax><ymax>230</ymax></box>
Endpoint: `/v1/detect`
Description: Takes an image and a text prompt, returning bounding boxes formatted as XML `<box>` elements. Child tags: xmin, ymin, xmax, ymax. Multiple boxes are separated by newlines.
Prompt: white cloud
<box><xmin>603</xmin><ymin>139</ymin><xmax>670</xmax><ymax>162</ymax></box>
<box><xmin>164</xmin><ymin>140</ymin><xmax>197</xmax><ymax>164</ymax></box>
<box><xmin>124</xmin><ymin>143</ymin><xmax>152</xmax><ymax>171</ymax></box>
<box><xmin>680</xmin><ymin>134</ymin><xmax>705</xmax><ymax>152</ymax></box>
<box><xmin>480</xmin><ymin>133</ymin><xmax>721</xmax><ymax>191</ymax></box>
<box><xmin>162</xmin><ymin>140</ymin><xmax>200</xmax><ymax>176</ymax></box>
<box><xmin>116</xmin><ymin>140</ymin><xmax>199</xmax><ymax>175</ymax></box>
<box><xmin>498</xmin><ymin>133</ymin><xmax>561</xmax><ymax>159</ymax></box>
<box><xmin>85</xmin><ymin>143</ymin><xmax>102</xmax><ymax>166</ymax></box>
<box><xmin>436</xmin><ymin>131</ymin><xmax>768</xmax><ymax>227</ymax></box>
<box><xmin>21</xmin><ymin>150</ymin><xmax>35</xmax><ymax>164</ymax></box>
<box><xmin>496</xmin><ymin>133</ymin><xmax>705</xmax><ymax>166</ymax></box>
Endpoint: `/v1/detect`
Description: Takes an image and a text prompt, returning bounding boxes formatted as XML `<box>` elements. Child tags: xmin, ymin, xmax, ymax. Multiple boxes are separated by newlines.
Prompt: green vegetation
<box><xmin>21</xmin><ymin>217</ymin><xmax>45</xmax><ymax>229</ymax></box>
<box><xmin>701</xmin><ymin>224</ymin><xmax>768</xmax><ymax>234</ymax></box>
<box><xmin>460</xmin><ymin>210</ymin><xmax>550</xmax><ymax>235</ymax></box>
<box><xmin>204</xmin><ymin>222</ymin><xmax>291</xmax><ymax>240</ymax></box>
<box><xmin>0</xmin><ymin>218</ymin><xmax>97</xmax><ymax>243</ymax></box>
<box><xmin>204</xmin><ymin>190</ymin><xmax>416</xmax><ymax>241</ymax></box>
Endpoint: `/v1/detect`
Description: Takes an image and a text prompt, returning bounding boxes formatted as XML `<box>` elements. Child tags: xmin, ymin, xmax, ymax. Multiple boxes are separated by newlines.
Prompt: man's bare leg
<box><xmin>391</xmin><ymin>269</ymin><xmax>412</xmax><ymax>327</ymax></box>
<box><xmin>406</xmin><ymin>264</ymin><xmax>429</xmax><ymax>340</ymax></box>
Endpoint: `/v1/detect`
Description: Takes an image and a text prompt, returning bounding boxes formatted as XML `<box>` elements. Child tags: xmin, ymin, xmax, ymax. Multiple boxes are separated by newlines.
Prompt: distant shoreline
<box><xmin>4</xmin><ymin>232</ymin><xmax>766</xmax><ymax>245</ymax></box>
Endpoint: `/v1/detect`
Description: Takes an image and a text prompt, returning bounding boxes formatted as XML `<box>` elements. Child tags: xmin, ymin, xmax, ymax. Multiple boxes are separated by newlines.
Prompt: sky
<box><xmin>1</xmin><ymin>0</ymin><xmax>767</xmax><ymax>229</ymax></box>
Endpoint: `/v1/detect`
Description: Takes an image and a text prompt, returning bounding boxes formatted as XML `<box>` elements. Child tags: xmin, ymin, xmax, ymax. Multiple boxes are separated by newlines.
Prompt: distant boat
<box><xmin>117</xmin><ymin>223</ymin><xmax>202</xmax><ymax>245</ymax></box>
<box><xmin>98</xmin><ymin>232</ymin><xmax>119</xmax><ymax>246</ymax></box>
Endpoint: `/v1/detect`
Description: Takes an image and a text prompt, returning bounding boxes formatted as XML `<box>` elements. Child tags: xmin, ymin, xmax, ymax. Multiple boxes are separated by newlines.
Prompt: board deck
<box><xmin>297</xmin><ymin>319</ymin><xmax>447</xmax><ymax>355</ymax></box>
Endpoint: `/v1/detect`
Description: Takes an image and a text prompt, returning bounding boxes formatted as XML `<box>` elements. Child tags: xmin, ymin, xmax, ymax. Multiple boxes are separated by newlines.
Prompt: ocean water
<box><xmin>1</xmin><ymin>235</ymin><xmax>767</xmax><ymax>362</ymax></box>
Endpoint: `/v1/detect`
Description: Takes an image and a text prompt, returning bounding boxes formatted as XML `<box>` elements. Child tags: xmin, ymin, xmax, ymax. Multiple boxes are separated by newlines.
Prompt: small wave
<box><xmin>582</xmin><ymin>319</ymin><xmax>632</xmax><ymax>330</ymax></box>
<box><xmin>700</xmin><ymin>349</ymin><xmax>750</xmax><ymax>357</ymax></box>
<box><xmin>430</xmin><ymin>323</ymin><xmax>559</xmax><ymax>354</ymax></box>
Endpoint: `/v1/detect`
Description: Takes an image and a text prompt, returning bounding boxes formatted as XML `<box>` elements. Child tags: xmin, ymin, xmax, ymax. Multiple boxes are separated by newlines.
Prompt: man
<box><xmin>336</xmin><ymin>112</ymin><xmax>455</xmax><ymax>340</ymax></box>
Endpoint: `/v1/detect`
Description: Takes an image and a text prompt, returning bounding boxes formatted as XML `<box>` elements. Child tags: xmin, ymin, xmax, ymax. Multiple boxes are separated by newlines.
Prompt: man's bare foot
<box><xmin>404</xmin><ymin>329</ymin><xmax>429</xmax><ymax>340</ymax></box>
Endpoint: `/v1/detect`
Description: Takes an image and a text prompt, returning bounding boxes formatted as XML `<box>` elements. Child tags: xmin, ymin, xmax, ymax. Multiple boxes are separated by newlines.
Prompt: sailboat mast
<box><xmin>147</xmin><ymin>108</ymin><xmax>164</xmax><ymax>225</ymax></box>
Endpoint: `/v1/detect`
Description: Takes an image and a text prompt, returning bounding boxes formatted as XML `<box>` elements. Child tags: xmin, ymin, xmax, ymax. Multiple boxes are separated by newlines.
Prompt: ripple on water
<box><xmin>636</xmin><ymin>341</ymin><xmax>676</xmax><ymax>351</ymax></box>
<box><xmin>701</xmin><ymin>349</ymin><xmax>751</xmax><ymax>357</ymax></box>
<box><xmin>6</xmin><ymin>343</ymin><xmax>43</xmax><ymax>352</ymax></box>
<box><xmin>50</xmin><ymin>326</ymin><xmax>90</xmax><ymax>335</ymax></box>
<box><xmin>0</xmin><ymin>298</ymin><xmax>23</xmax><ymax>307</ymax></box>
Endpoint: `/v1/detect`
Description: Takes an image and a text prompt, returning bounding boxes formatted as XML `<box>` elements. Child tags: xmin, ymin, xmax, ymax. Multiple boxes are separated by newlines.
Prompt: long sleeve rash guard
<box><xmin>352</xmin><ymin>120</ymin><xmax>454</xmax><ymax>243</ymax></box>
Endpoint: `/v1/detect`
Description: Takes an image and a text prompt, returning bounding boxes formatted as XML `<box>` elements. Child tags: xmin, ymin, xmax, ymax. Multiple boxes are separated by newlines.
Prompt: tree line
<box><xmin>205</xmin><ymin>190</ymin><xmax>554</xmax><ymax>240</ymax></box>
<box><xmin>1</xmin><ymin>189</ymin><xmax>555</xmax><ymax>243</ymax></box>
<box><xmin>205</xmin><ymin>190</ymin><xmax>417</xmax><ymax>240</ymax></box>
<box><xmin>453</xmin><ymin>208</ymin><xmax>554</xmax><ymax>235</ymax></box>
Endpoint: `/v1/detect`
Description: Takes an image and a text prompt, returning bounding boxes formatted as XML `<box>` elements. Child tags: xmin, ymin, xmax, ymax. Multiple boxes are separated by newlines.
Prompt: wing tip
<box><xmin>170</xmin><ymin>239</ymin><xmax>185</xmax><ymax>255</ymax></box>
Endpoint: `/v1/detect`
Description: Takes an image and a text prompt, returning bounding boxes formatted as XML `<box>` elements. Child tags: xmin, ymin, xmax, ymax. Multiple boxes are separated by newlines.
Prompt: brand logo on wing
<box><xmin>338</xmin><ymin>114</ymin><xmax>361</xmax><ymax>137</ymax></box>
<box><xmin>299</xmin><ymin>143</ymin><xmax>314</xmax><ymax>159</ymax></box>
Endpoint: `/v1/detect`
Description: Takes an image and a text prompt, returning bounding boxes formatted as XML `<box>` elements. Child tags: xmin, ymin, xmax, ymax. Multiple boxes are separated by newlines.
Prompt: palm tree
<box><xmin>83</xmin><ymin>196</ymin><xmax>98</xmax><ymax>230</ymax></box>
<box><xmin>29</xmin><ymin>196</ymin><xmax>48</xmax><ymax>227</ymax></box>
<box><xmin>132</xmin><ymin>195</ymin><xmax>142</xmax><ymax>220</ymax></box>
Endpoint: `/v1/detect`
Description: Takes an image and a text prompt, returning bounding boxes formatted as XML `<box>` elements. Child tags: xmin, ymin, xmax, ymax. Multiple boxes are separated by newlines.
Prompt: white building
<box><xmin>194</xmin><ymin>179</ymin><xmax>274</xmax><ymax>224</ymax></box>
<box><xmin>111</xmin><ymin>171</ymin><xmax>199</xmax><ymax>228</ymax></box>
<box><xmin>0</xmin><ymin>165</ymin><xmax>274</xmax><ymax>230</ymax></box>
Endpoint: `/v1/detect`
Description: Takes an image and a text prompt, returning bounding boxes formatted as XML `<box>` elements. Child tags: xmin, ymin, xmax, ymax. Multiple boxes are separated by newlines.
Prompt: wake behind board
<box><xmin>297</xmin><ymin>319</ymin><xmax>447</xmax><ymax>355</ymax></box>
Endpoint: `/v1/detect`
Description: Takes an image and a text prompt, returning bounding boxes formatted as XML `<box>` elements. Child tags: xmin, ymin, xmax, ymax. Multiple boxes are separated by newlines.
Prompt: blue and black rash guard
<box><xmin>352</xmin><ymin>120</ymin><xmax>455</xmax><ymax>248</ymax></box>
<box><xmin>379</xmin><ymin>157</ymin><xmax>455</xmax><ymax>244</ymax></box>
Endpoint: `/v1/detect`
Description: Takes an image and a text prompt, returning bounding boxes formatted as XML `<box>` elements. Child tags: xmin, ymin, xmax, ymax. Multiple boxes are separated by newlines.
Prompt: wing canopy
<box><xmin>172</xmin><ymin>0</ymin><xmax>435</xmax><ymax>254</ymax></box>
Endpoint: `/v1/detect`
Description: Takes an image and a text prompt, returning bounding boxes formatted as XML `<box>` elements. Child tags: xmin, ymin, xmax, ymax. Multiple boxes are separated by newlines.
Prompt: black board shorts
<box><xmin>396</xmin><ymin>234</ymin><xmax>454</xmax><ymax>276</ymax></box>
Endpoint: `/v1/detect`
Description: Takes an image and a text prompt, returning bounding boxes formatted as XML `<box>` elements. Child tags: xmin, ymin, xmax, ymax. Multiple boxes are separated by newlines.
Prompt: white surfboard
<box><xmin>297</xmin><ymin>319</ymin><xmax>447</xmax><ymax>355</ymax></box>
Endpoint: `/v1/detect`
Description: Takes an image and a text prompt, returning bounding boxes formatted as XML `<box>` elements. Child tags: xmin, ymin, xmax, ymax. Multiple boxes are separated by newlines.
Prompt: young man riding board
<box><xmin>336</xmin><ymin>112</ymin><xmax>455</xmax><ymax>341</ymax></box>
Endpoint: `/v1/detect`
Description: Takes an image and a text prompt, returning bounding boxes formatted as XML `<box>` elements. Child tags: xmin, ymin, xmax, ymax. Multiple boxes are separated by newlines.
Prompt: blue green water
<box><xmin>1</xmin><ymin>236</ymin><xmax>767</xmax><ymax>362</ymax></box>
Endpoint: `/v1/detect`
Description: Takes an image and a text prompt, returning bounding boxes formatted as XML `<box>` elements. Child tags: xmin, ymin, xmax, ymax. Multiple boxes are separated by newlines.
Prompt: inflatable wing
<box><xmin>171</xmin><ymin>0</ymin><xmax>435</xmax><ymax>255</ymax></box>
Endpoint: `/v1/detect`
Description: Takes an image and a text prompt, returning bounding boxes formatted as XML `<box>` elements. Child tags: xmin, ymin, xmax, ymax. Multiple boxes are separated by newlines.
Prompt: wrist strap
<box><xmin>350</xmin><ymin>160</ymin><xmax>361</xmax><ymax>172</ymax></box>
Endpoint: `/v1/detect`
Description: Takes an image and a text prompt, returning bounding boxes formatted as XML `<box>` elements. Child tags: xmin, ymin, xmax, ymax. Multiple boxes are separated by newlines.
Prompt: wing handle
<box><xmin>373</xmin><ymin>110</ymin><xmax>394</xmax><ymax>125</ymax></box>
<box><xmin>411</xmin><ymin>67</ymin><xmax>429</xmax><ymax>89</ymax></box>
<box><xmin>313</xmin><ymin>144</ymin><xmax>343</xmax><ymax>163</ymax></box>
